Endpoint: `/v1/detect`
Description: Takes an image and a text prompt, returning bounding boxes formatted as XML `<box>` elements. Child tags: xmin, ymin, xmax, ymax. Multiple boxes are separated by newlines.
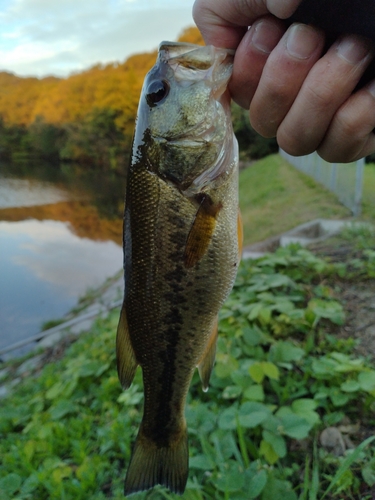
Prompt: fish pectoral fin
<box><xmin>124</xmin><ymin>422</ymin><xmax>189</xmax><ymax>495</ymax></box>
<box><xmin>238</xmin><ymin>207</ymin><xmax>243</xmax><ymax>261</ymax></box>
<box><xmin>184</xmin><ymin>194</ymin><xmax>222</xmax><ymax>269</ymax></box>
<box><xmin>116</xmin><ymin>303</ymin><xmax>138</xmax><ymax>390</ymax></box>
<box><xmin>197</xmin><ymin>317</ymin><xmax>218</xmax><ymax>392</ymax></box>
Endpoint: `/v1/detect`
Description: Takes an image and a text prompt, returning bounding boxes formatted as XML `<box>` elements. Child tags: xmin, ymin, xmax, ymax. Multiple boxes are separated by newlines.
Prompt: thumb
<box><xmin>193</xmin><ymin>0</ymin><xmax>302</xmax><ymax>48</ymax></box>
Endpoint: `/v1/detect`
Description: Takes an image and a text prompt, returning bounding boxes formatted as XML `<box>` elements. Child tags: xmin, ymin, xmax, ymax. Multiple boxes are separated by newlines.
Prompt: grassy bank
<box><xmin>239</xmin><ymin>154</ymin><xmax>354</xmax><ymax>245</ymax></box>
<box><xmin>1</xmin><ymin>155</ymin><xmax>375</xmax><ymax>499</ymax></box>
<box><xmin>362</xmin><ymin>162</ymin><xmax>375</xmax><ymax>220</ymax></box>
<box><xmin>1</xmin><ymin>227</ymin><xmax>375</xmax><ymax>499</ymax></box>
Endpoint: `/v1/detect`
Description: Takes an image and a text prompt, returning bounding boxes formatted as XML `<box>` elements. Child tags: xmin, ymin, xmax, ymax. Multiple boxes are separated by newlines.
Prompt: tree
<box><xmin>60</xmin><ymin>108</ymin><xmax>128</xmax><ymax>170</ymax></box>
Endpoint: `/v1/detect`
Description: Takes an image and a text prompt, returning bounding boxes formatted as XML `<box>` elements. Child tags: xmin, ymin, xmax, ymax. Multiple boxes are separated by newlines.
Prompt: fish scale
<box><xmin>116</xmin><ymin>41</ymin><xmax>240</xmax><ymax>495</ymax></box>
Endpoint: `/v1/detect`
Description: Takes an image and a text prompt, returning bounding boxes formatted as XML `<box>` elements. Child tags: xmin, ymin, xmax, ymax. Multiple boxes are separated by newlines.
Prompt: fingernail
<box><xmin>286</xmin><ymin>23</ymin><xmax>321</xmax><ymax>59</ymax></box>
<box><xmin>250</xmin><ymin>19</ymin><xmax>282</xmax><ymax>54</ymax></box>
<box><xmin>336</xmin><ymin>36</ymin><xmax>372</xmax><ymax>64</ymax></box>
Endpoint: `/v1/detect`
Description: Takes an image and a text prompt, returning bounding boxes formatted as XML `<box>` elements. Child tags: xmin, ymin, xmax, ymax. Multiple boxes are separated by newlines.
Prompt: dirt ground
<box><xmin>339</xmin><ymin>282</ymin><xmax>375</xmax><ymax>359</ymax></box>
<box><xmin>309</xmin><ymin>239</ymin><xmax>375</xmax><ymax>361</ymax></box>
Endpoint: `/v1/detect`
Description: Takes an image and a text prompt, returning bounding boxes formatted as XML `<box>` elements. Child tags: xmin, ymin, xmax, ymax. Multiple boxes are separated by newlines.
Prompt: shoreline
<box><xmin>0</xmin><ymin>270</ymin><xmax>124</xmax><ymax>398</ymax></box>
<box><xmin>1</xmin><ymin>270</ymin><xmax>124</xmax><ymax>361</ymax></box>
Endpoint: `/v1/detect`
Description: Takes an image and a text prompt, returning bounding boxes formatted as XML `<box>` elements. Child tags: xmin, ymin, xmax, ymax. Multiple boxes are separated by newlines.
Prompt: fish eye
<box><xmin>145</xmin><ymin>80</ymin><xmax>170</xmax><ymax>107</ymax></box>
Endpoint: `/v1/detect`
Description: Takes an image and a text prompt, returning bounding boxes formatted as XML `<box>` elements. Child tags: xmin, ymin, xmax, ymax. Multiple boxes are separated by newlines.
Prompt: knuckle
<box><xmin>333</xmin><ymin>111</ymin><xmax>361</xmax><ymax>139</ymax></box>
<box><xmin>304</xmin><ymin>80</ymin><xmax>336</xmax><ymax>110</ymax></box>
<box><xmin>280</xmin><ymin>142</ymin><xmax>314</xmax><ymax>157</ymax></box>
<box><xmin>277</xmin><ymin>129</ymin><xmax>315</xmax><ymax>156</ymax></box>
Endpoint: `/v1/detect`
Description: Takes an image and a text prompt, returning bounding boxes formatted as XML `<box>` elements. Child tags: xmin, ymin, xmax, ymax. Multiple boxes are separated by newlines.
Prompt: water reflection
<box><xmin>0</xmin><ymin>161</ymin><xmax>125</xmax><ymax>360</ymax></box>
<box><xmin>0</xmin><ymin>160</ymin><xmax>126</xmax><ymax>220</ymax></box>
<box><xmin>0</xmin><ymin>178</ymin><xmax>70</xmax><ymax>209</ymax></box>
<box><xmin>0</xmin><ymin>219</ymin><xmax>123</xmax><ymax>359</ymax></box>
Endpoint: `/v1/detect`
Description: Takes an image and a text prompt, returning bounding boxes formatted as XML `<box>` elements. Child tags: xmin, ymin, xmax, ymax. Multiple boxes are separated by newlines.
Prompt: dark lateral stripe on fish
<box><xmin>151</xmin><ymin>321</ymin><xmax>187</xmax><ymax>444</ymax></box>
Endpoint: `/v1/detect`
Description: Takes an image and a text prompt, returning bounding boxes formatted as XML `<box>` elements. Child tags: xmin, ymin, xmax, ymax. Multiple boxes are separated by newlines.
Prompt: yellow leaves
<box><xmin>0</xmin><ymin>38</ymin><xmax>158</xmax><ymax>127</ymax></box>
<box><xmin>24</xmin><ymin>440</ymin><xmax>36</xmax><ymax>462</ymax></box>
<box><xmin>177</xmin><ymin>26</ymin><xmax>205</xmax><ymax>45</ymax></box>
<box><xmin>259</xmin><ymin>440</ymin><xmax>279</xmax><ymax>465</ymax></box>
<box><xmin>249</xmin><ymin>361</ymin><xmax>280</xmax><ymax>384</ymax></box>
<box><xmin>52</xmin><ymin>464</ymin><xmax>72</xmax><ymax>483</ymax></box>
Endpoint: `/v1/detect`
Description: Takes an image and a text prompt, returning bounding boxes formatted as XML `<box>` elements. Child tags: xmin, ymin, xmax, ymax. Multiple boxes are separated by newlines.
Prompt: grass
<box><xmin>1</xmin><ymin>154</ymin><xmax>375</xmax><ymax>499</ymax></box>
<box><xmin>1</xmin><ymin>237</ymin><xmax>375</xmax><ymax>499</ymax></box>
<box><xmin>40</xmin><ymin>319</ymin><xmax>65</xmax><ymax>332</ymax></box>
<box><xmin>239</xmin><ymin>154</ymin><xmax>352</xmax><ymax>245</ymax></box>
<box><xmin>362</xmin><ymin>162</ymin><xmax>375</xmax><ymax>220</ymax></box>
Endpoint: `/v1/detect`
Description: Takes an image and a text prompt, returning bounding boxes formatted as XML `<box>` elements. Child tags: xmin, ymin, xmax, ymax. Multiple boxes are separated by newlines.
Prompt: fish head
<box><xmin>133</xmin><ymin>42</ymin><xmax>236</xmax><ymax>194</ymax></box>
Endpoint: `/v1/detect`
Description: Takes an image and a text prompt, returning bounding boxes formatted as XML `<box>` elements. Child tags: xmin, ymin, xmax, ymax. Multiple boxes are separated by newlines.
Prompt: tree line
<box><xmin>0</xmin><ymin>27</ymin><xmax>277</xmax><ymax>171</ymax></box>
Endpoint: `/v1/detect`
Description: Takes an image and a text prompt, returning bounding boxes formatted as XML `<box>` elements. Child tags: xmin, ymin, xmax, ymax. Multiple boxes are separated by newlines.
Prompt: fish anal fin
<box><xmin>184</xmin><ymin>194</ymin><xmax>222</xmax><ymax>269</ymax></box>
<box><xmin>124</xmin><ymin>422</ymin><xmax>189</xmax><ymax>495</ymax></box>
<box><xmin>197</xmin><ymin>317</ymin><xmax>218</xmax><ymax>392</ymax></box>
<box><xmin>116</xmin><ymin>303</ymin><xmax>138</xmax><ymax>390</ymax></box>
<box><xmin>237</xmin><ymin>208</ymin><xmax>243</xmax><ymax>261</ymax></box>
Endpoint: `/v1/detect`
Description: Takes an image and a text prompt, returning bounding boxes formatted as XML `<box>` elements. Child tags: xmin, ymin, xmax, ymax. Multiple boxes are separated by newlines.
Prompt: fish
<box><xmin>116</xmin><ymin>41</ymin><xmax>242</xmax><ymax>496</ymax></box>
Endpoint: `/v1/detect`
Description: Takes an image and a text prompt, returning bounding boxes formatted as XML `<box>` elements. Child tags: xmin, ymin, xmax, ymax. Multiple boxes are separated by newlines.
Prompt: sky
<box><xmin>0</xmin><ymin>0</ymin><xmax>195</xmax><ymax>78</ymax></box>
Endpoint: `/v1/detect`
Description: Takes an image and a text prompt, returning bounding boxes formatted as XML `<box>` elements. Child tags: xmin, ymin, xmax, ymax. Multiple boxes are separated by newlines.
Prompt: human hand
<box><xmin>193</xmin><ymin>0</ymin><xmax>375</xmax><ymax>162</ymax></box>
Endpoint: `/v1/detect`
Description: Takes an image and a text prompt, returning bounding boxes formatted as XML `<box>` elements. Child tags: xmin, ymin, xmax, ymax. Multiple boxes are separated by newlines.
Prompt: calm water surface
<box><xmin>0</xmin><ymin>162</ymin><xmax>125</xmax><ymax>360</ymax></box>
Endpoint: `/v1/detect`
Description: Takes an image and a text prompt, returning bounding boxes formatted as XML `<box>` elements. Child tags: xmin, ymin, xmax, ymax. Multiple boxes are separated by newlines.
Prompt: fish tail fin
<box><xmin>124</xmin><ymin>423</ymin><xmax>189</xmax><ymax>495</ymax></box>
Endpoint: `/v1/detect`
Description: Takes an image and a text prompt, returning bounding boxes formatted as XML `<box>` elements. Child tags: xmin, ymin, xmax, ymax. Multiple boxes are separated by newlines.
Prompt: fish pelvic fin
<box><xmin>237</xmin><ymin>208</ymin><xmax>243</xmax><ymax>261</ymax></box>
<box><xmin>197</xmin><ymin>317</ymin><xmax>218</xmax><ymax>392</ymax></box>
<box><xmin>124</xmin><ymin>423</ymin><xmax>189</xmax><ymax>496</ymax></box>
<box><xmin>116</xmin><ymin>303</ymin><xmax>138</xmax><ymax>390</ymax></box>
<box><xmin>184</xmin><ymin>194</ymin><xmax>222</xmax><ymax>269</ymax></box>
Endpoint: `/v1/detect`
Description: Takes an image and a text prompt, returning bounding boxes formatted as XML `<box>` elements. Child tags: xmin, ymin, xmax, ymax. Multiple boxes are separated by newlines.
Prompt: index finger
<box><xmin>192</xmin><ymin>0</ymin><xmax>302</xmax><ymax>48</ymax></box>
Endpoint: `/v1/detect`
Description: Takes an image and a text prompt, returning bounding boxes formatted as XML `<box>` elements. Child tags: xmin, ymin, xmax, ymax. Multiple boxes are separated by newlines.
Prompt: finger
<box><xmin>277</xmin><ymin>35</ymin><xmax>375</xmax><ymax>156</ymax></box>
<box><xmin>229</xmin><ymin>16</ymin><xmax>286</xmax><ymax>109</ymax></box>
<box><xmin>267</xmin><ymin>0</ymin><xmax>302</xmax><ymax>19</ymax></box>
<box><xmin>192</xmin><ymin>0</ymin><xmax>302</xmax><ymax>48</ymax></box>
<box><xmin>249</xmin><ymin>23</ymin><xmax>325</xmax><ymax>137</ymax></box>
<box><xmin>317</xmin><ymin>82</ymin><xmax>375</xmax><ymax>162</ymax></box>
<box><xmin>193</xmin><ymin>0</ymin><xmax>249</xmax><ymax>48</ymax></box>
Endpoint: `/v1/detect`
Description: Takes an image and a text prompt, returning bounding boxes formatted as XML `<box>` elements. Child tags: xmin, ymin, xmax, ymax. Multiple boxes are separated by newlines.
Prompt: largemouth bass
<box><xmin>116</xmin><ymin>41</ymin><xmax>242</xmax><ymax>496</ymax></box>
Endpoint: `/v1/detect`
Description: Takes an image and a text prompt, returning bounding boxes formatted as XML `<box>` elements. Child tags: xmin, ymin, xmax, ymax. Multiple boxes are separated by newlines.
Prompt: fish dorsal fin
<box><xmin>184</xmin><ymin>194</ymin><xmax>222</xmax><ymax>269</ymax></box>
<box><xmin>116</xmin><ymin>303</ymin><xmax>138</xmax><ymax>390</ymax></box>
<box><xmin>197</xmin><ymin>317</ymin><xmax>218</xmax><ymax>392</ymax></box>
<box><xmin>237</xmin><ymin>208</ymin><xmax>243</xmax><ymax>261</ymax></box>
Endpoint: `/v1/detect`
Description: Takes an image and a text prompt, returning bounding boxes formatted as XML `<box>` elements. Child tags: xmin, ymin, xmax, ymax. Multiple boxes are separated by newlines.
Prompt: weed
<box><xmin>0</xmin><ymin>244</ymin><xmax>374</xmax><ymax>499</ymax></box>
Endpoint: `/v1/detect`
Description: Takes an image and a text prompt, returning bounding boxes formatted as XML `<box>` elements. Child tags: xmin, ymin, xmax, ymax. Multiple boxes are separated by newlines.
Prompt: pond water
<box><xmin>0</xmin><ymin>162</ymin><xmax>125</xmax><ymax>360</ymax></box>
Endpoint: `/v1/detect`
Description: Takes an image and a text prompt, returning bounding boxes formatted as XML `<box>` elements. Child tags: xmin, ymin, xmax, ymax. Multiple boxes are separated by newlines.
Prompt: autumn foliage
<box><xmin>0</xmin><ymin>27</ymin><xmax>277</xmax><ymax>168</ymax></box>
<box><xmin>0</xmin><ymin>28</ymin><xmax>205</xmax><ymax>169</ymax></box>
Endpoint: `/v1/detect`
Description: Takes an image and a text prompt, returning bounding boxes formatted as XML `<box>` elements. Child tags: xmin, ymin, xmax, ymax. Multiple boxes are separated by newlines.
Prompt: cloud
<box><xmin>0</xmin><ymin>178</ymin><xmax>70</xmax><ymax>209</ymax></box>
<box><xmin>0</xmin><ymin>0</ymin><xmax>195</xmax><ymax>77</ymax></box>
<box><xmin>1</xmin><ymin>219</ymin><xmax>123</xmax><ymax>296</ymax></box>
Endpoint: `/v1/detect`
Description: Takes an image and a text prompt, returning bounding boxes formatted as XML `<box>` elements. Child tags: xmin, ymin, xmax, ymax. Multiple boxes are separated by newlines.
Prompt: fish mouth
<box><xmin>158</xmin><ymin>42</ymin><xmax>234</xmax><ymax>99</ymax></box>
<box><xmin>158</xmin><ymin>41</ymin><xmax>235</xmax><ymax>69</ymax></box>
